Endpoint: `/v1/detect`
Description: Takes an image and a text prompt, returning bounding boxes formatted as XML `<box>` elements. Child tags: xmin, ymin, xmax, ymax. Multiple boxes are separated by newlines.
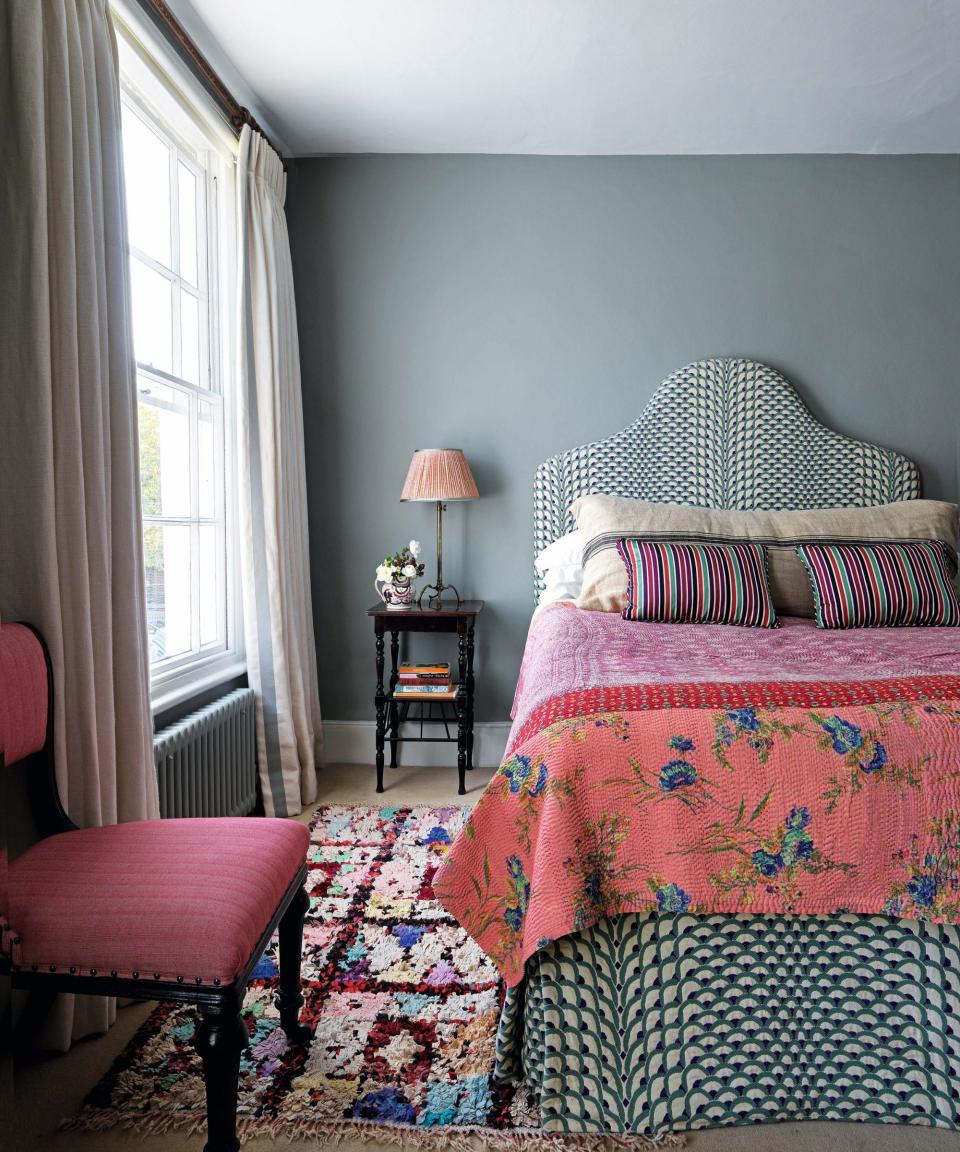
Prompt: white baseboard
<box><xmin>322</xmin><ymin>720</ymin><xmax>510</xmax><ymax>769</ymax></box>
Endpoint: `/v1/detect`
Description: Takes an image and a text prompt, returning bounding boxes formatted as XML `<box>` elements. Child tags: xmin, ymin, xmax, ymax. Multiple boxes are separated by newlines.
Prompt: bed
<box><xmin>434</xmin><ymin>358</ymin><xmax>960</xmax><ymax>1138</ymax></box>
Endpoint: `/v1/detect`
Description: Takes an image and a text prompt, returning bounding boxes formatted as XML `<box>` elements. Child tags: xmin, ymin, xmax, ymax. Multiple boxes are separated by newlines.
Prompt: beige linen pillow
<box><xmin>572</xmin><ymin>495</ymin><xmax>959</xmax><ymax>617</ymax></box>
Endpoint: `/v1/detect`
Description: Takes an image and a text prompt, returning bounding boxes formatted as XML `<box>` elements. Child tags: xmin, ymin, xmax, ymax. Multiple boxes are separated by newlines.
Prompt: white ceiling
<box><xmin>178</xmin><ymin>0</ymin><xmax>960</xmax><ymax>157</ymax></box>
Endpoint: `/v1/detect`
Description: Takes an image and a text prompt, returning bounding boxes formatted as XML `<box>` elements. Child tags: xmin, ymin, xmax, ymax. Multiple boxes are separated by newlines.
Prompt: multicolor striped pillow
<box><xmin>796</xmin><ymin>540</ymin><xmax>960</xmax><ymax>628</ymax></box>
<box><xmin>616</xmin><ymin>539</ymin><xmax>777</xmax><ymax>627</ymax></box>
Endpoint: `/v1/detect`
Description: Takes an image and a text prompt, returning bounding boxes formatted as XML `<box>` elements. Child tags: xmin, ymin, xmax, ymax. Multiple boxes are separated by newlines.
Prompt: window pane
<box><xmin>180</xmin><ymin>289</ymin><xmax>201</xmax><ymax>386</ymax></box>
<box><xmin>178</xmin><ymin>161</ymin><xmax>199</xmax><ymax>286</ymax></box>
<box><xmin>130</xmin><ymin>259</ymin><xmax>173</xmax><ymax>373</ymax></box>
<box><xmin>199</xmin><ymin>524</ymin><xmax>221</xmax><ymax>646</ymax></box>
<box><xmin>138</xmin><ymin>380</ymin><xmax>190</xmax><ymax>517</ymax></box>
<box><xmin>144</xmin><ymin>523</ymin><xmax>192</xmax><ymax>661</ymax></box>
<box><xmin>119</xmin><ymin>68</ymin><xmax>231</xmax><ymax>682</ymax></box>
<box><xmin>122</xmin><ymin>106</ymin><xmax>171</xmax><ymax>267</ymax></box>
<box><xmin>198</xmin><ymin>399</ymin><xmax>216</xmax><ymax>519</ymax></box>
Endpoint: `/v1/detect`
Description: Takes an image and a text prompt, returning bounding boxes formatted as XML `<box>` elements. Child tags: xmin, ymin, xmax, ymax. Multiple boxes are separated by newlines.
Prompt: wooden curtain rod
<box><xmin>138</xmin><ymin>0</ymin><xmax>285</xmax><ymax>166</ymax></box>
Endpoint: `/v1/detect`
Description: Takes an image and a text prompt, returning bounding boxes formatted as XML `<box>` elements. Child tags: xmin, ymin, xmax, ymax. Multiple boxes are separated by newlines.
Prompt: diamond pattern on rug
<box><xmin>70</xmin><ymin>805</ymin><xmax>538</xmax><ymax>1140</ymax></box>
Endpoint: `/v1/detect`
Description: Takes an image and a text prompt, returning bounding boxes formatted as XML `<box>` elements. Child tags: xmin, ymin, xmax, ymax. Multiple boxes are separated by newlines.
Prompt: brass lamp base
<box><xmin>418</xmin><ymin>581</ymin><xmax>463</xmax><ymax>610</ymax></box>
<box><xmin>416</xmin><ymin>500</ymin><xmax>464</xmax><ymax>609</ymax></box>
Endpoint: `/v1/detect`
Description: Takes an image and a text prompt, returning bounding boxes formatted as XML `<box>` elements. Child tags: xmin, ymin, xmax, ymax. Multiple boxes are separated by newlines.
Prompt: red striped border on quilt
<box><xmin>797</xmin><ymin>540</ymin><xmax>960</xmax><ymax>628</ymax></box>
<box><xmin>616</xmin><ymin>538</ymin><xmax>777</xmax><ymax>628</ymax></box>
<box><xmin>509</xmin><ymin>674</ymin><xmax>960</xmax><ymax>752</ymax></box>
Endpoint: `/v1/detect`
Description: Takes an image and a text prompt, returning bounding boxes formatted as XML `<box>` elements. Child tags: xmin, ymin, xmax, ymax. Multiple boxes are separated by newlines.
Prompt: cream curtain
<box><xmin>0</xmin><ymin>0</ymin><xmax>158</xmax><ymax>1047</ymax></box>
<box><xmin>237</xmin><ymin>125</ymin><xmax>322</xmax><ymax>817</ymax></box>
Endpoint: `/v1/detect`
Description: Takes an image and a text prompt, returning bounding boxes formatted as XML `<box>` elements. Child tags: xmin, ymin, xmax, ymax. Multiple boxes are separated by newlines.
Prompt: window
<box><xmin>114</xmin><ymin>4</ymin><xmax>242</xmax><ymax>708</ymax></box>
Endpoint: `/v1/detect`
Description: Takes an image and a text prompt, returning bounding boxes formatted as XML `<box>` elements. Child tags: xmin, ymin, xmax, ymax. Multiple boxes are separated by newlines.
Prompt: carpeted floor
<box><xmin>12</xmin><ymin>763</ymin><xmax>960</xmax><ymax>1152</ymax></box>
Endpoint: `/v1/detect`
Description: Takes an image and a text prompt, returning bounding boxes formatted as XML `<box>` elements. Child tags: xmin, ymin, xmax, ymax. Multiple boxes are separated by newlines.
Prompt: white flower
<box><xmin>409</xmin><ymin>540</ymin><xmax>421</xmax><ymax>559</ymax></box>
<box><xmin>402</xmin><ymin>564</ymin><xmax>417</xmax><ymax>578</ymax></box>
<box><xmin>376</xmin><ymin>564</ymin><xmax>392</xmax><ymax>582</ymax></box>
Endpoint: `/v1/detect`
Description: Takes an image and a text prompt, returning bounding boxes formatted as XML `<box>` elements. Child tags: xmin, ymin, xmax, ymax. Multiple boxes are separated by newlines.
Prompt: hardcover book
<box><xmin>393</xmin><ymin>684</ymin><xmax>460</xmax><ymax>698</ymax></box>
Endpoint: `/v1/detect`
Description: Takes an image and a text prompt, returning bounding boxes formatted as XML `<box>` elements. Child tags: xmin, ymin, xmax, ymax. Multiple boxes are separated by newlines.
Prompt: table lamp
<box><xmin>400</xmin><ymin>448</ymin><xmax>479</xmax><ymax>608</ymax></box>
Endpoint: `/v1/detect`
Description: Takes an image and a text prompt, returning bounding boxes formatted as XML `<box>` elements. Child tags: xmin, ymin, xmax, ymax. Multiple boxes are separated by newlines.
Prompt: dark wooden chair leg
<box><xmin>194</xmin><ymin>999</ymin><xmax>247</xmax><ymax>1152</ymax></box>
<box><xmin>12</xmin><ymin>985</ymin><xmax>57</xmax><ymax>1061</ymax></box>
<box><xmin>275</xmin><ymin>884</ymin><xmax>311</xmax><ymax>1043</ymax></box>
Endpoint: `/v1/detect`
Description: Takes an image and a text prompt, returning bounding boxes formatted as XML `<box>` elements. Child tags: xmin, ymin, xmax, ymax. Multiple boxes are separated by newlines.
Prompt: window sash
<box><xmin>115</xmin><ymin>7</ymin><xmax>242</xmax><ymax>708</ymax></box>
<box><xmin>138</xmin><ymin>368</ymin><xmax>227</xmax><ymax>675</ymax></box>
<box><xmin>122</xmin><ymin>93</ymin><xmax>216</xmax><ymax>393</ymax></box>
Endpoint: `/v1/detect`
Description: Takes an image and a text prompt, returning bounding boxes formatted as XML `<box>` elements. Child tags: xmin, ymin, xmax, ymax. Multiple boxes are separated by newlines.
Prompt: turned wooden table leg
<box><xmin>466</xmin><ymin>617</ymin><xmax>476</xmax><ymax>771</ymax></box>
<box><xmin>374</xmin><ymin>619</ymin><xmax>385</xmax><ymax>792</ymax></box>
<box><xmin>389</xmin><ymin>630</ymin><xmax>400</xmax><ymax>769</ymax></box>
<box><xmin>456</xmin><ymin>620</ymin><xmax>468</xmax><ymax>795</ymax></box>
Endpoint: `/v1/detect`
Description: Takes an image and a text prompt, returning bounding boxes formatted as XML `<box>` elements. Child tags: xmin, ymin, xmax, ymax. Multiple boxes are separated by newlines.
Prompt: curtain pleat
<box><xmin>0</xmin><ymin>0</ymin><xmax>158</xmax><ymax>1049</ymax></box>
<box><xmin>237</xmin><ymin>125</ymin><xmax>322</xmax><ymax>817</ymax></box>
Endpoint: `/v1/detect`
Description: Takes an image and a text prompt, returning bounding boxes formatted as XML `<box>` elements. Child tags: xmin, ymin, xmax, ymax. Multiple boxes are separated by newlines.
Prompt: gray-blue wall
<box><xmin>287</xmin><ymin>155</ymin><xmax>960</xmax><ymax>723</ymax></box>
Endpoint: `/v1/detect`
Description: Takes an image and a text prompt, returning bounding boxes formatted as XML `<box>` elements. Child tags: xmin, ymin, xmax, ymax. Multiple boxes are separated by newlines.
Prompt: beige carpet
<box><xmin>12</xmin><ymin>762</ymin><xmax>960</xmax><ymax>1152</ymax></box>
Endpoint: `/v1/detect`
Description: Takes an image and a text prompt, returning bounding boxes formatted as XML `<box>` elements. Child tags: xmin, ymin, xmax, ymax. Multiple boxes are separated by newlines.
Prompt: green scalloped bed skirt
<box><xmin>494</xmin><ymin>911</ymin><xmax>960</xmax><ymax>1135</ymax></box>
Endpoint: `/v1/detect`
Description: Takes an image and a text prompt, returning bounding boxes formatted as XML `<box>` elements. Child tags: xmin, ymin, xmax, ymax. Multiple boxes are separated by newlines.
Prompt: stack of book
<box><xmin>394</xmin><ymin>662</ymin><xmax>459</xmax><ymax>700</ymax></box>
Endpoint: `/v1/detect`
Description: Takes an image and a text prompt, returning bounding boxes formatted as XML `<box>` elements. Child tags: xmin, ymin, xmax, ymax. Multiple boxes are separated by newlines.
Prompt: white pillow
<box><xmin>535</xmin><ymin>530</ymin><xmax>583</xmax><ymax>575</ymax></box>
<box><xmin>540</xmin><ymin>568</ymin><xmax>583</xmax><ymax>605</ymax></box>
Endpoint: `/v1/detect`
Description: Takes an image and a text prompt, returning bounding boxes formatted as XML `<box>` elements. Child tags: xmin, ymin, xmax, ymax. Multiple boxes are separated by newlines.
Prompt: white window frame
<box><xmin>113</xmin><ymin>1</ymin><xmax>244</xmax><ymax>713</ymax></box>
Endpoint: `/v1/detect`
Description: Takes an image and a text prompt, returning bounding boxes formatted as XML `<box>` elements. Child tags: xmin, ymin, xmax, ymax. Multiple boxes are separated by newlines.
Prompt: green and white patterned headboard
<box><xmin>534</xmin><ymin>358</ymin><xmax>921</xmax><ymax>597</ymax></box>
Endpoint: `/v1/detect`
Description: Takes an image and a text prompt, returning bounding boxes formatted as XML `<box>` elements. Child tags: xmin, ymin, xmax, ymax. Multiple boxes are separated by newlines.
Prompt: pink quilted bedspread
<box><xmin>434</xmin><ymin>604</ymin><xmax>960</xmax><ymax>986</ymax></box>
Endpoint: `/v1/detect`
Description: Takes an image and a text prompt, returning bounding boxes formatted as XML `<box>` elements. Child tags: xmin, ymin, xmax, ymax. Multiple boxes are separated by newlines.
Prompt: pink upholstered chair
<box><xmin>0</xmin><ymin>623</ymin><xmax>311</xmax><ymax>1152</ymax></box>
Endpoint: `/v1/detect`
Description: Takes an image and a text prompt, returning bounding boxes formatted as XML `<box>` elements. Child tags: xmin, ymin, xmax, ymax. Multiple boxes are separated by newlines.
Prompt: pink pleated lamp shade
<box><xmin>400</xmin><ymin>449</ymin><xmax>479</xmax><ymax>502</ymax></box>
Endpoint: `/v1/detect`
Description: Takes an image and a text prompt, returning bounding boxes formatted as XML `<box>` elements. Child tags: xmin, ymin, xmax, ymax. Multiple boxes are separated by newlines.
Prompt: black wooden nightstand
<box><xmin>368</xmin><ymin>601</ymin><xmax>484</xmax><ymax>795</ymax></box>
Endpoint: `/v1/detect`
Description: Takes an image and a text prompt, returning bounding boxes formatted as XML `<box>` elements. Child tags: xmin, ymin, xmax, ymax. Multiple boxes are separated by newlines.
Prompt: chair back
<box><xmin>0</xmin><ymin>623</ymin><xmax>49</xmax><ymax>767</ymax></box>
<box><xmin>1</xmin><ymin>623</ymin><xmax>73</xmax><ymax>837</ymax></box>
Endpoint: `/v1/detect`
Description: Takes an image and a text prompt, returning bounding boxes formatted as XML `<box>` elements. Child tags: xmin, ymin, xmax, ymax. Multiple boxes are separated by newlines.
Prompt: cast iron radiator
<box><xmin>154</xmin><ymin>688</ymin><xmax>257</xmax><ymax>818</ymax></box>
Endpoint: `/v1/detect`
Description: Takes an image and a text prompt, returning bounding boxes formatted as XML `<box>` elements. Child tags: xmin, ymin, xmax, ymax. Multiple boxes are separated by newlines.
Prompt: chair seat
<box><xmin>9</xmin><ymin>818</ymin><xmax>310</xmax><ymax>986</ymax></box>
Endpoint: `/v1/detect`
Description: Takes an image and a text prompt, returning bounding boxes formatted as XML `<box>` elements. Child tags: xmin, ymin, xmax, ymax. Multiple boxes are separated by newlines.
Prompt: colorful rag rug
<box><xmin>66</xmin><ymin>804</ymin><xmax>672</xmax><ymax>1148</ymax></box>
<box><xmin>434</xmin><ymin>606</ymin><xmax>960</xmax><ymax>986</ymax></box>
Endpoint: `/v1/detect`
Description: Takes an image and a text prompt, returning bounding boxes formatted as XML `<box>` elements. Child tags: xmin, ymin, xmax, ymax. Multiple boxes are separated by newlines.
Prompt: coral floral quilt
<box><xmin>434</xmin><ymin>604</ymin><xmax>960</xmax><ymax>986</ymax></box>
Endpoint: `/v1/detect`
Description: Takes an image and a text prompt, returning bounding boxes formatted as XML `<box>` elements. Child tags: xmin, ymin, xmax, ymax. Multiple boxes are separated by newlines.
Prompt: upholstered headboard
<box><xmin>533</xmin><ymin>358</ymin><xmax>921</xmax><ymax>597</ymax></box>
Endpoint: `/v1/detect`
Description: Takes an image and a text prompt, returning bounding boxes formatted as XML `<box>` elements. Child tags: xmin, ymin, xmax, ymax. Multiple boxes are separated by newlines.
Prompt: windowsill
<box><xmin>151</xmin><ymin>658</ymin><xmax>247</xmax><ymax>716</ymax></box>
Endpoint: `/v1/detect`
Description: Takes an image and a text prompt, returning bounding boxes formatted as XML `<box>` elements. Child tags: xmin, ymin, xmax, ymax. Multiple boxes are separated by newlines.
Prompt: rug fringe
<box><xmin>62</xmin><ymin>1110</ymin><xmax>685</xmax><ymax>1148</ymax></box>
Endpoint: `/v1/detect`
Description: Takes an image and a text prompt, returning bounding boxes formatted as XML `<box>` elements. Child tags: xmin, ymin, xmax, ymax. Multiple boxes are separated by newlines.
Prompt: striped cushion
<box><xmin>797</xmin><ymin>541</ymin><xmax>960</xmax><ymax>628</ymax></box>
<box><xmin>616</xmin><ymin>539</ymin><xmax>777</xmax><ymax>627</ymax></box>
